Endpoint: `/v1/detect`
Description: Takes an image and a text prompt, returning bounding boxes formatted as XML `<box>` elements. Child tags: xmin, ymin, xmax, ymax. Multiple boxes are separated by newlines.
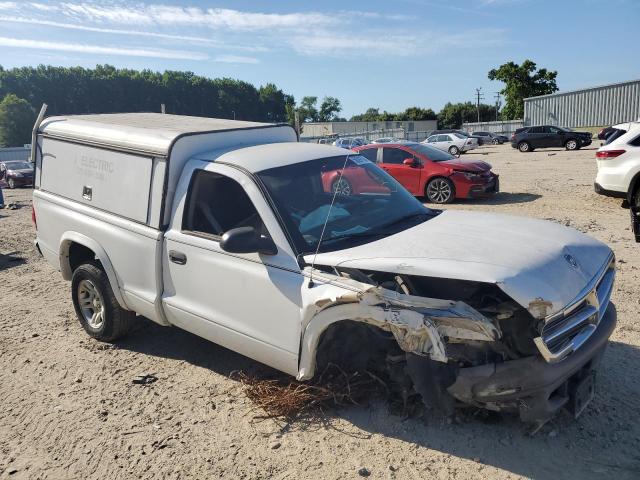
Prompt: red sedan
<box><xmin>349</xmin><ymin>142</ymin><xmax>498</xmax><ymax>203</ymax></box>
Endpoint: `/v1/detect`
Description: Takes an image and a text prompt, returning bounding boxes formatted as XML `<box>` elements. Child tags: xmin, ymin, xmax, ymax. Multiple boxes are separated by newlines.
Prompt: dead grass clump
<box><xmin>233</xmin><ymin>364</ymin><xmax>387</xmax><ymax>420</ymax></box>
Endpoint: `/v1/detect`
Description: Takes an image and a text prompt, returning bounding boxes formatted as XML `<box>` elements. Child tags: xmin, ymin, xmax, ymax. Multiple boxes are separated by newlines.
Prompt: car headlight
<box><xmin>11</xmin><ymin>172</ymin><xmax>22</xmax><ymax>177</ymax></box>
<box><xmin>458</xmin><ymin>172</ymin><xmax>479</xmax><ymax>180</ymax></box>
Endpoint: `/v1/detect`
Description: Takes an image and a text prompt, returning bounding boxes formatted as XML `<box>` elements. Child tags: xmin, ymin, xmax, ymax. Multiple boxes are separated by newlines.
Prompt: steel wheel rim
<box><xmin>332</xmin><ymin>177</ymin><xmax>352</xmax><ymax>196</ymax></box>
<box><xmin>77</xmin><ymin>279</ymin><xmax>105</xmax><ymax>329</ymax></box>
<box><xmin>428</xmin><ymin>179</ymin><xmax>451</xmax><ymax>203</ymax></box>
<box><xmin>567</xmin><ymin>140</ymin><xmax>577</xmax><ymax>150</ymax></box>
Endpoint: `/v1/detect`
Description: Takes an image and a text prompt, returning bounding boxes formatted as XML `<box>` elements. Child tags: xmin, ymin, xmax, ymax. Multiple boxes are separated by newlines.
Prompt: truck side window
<box><xmin>183</xmin><ymin>170</ymin><xmax>266</xmax><ymax>239</ymax></box>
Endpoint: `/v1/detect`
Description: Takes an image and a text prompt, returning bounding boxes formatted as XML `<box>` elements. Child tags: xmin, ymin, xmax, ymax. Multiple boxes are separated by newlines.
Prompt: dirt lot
<box><xmin>1</xmin><ymin>143</ymin><xmax>639</xmax><ymax>479</ymax></box>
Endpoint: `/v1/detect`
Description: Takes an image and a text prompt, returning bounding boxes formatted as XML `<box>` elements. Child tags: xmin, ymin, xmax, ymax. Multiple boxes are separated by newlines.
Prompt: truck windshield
<box><xmin>257</xmin><ymin>155</ymin><xmax>436</xmax><ymax>254</ymax></box>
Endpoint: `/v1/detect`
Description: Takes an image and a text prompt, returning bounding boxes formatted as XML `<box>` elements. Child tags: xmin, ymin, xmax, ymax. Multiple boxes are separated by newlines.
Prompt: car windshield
<box><xmin>409</xmin><ymin>143</ymin><xmax>455</xmax><ymax>161</ymax></box>
<box><xmin>5</xmin><ymin>161</ymin><xmax>31</xmax><ymax>170</ymax></box>
<box><xmin>257</xmin><ymin>155</ymin><xmax>436</xmax><ymax>254</ymax></box>
<box><xmin>559</xmin><ymin>126</ymin><xmax>574</xmax><ymax>132</ymax></box>
<box><xmin>453</xmin><ymin>133</ymin><xmax>466</xmax><ymax>139</ymax></box>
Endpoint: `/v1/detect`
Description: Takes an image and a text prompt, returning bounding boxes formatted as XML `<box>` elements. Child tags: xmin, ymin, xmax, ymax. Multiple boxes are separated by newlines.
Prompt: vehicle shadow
<box><xmin>117</xmin><ymin>317</ymin><xmax>640</xmax><ymax>479</ymax></box>
<box><xmin>0</xmin><ymin>252</ymin><xmax>26</xmax><ymax>271</ymax></box>
<box><xmin>116</xmin><ymin>317</ymin><xmax>280</xmax><ymax>378</ymax></box>
<box><xmin>465</xmin><ymin>192</ymin><xmax>542</xmax><ymax>205</ymax></box>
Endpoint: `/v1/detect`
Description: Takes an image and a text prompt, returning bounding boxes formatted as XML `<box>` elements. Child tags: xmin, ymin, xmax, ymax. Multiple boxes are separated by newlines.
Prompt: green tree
<box><xmin>488</xmin><ymin>60</ymin><xmax>558</xmax><ymax>120</ymax></box>
<box><xmin>437</xmin><ymin>102</ymin><xmax>496</xmax><ymax>129</ymax></box>
<box><xmin>318</xmin><ymin>96</ymin><xmax>342</xmax><ymax>122</ymax></box>
<box><xmin>0</xmin><ymin>94</ymin><xmax>35</xmax><ymax>147</ymax></box>
<box><xmin>350</xmin><ymin>108</ymin><xmax>380</xmax><ymax>122</ymax></box>
<box><xmin>395</xmin><ymin>106</ymin><xmax>437</xmax><ymax>121</ymax></box>
<box><xmin>297</xmin><ymin>96</ymin><xmax>319</xmax><ymax>122</ymax></box>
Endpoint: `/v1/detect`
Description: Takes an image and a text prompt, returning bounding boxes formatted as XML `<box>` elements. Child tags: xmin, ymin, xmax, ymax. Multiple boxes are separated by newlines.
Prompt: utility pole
<box><xmin>494</xmin><ymin>92</ymin><xmax>501</xmax><ymax>121</ymax></box>
<box><xmin>475</xmin><ymin>87</ymin><xmax>484</xmax><ymax>123</ymax></box>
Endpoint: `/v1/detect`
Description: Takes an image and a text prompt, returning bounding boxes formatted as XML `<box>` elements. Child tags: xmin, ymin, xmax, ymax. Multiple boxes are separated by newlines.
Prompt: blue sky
<box><xmin>0</xmin><ymin>0</ymin><xmax>639</xmax><ymax>117</ymax></box>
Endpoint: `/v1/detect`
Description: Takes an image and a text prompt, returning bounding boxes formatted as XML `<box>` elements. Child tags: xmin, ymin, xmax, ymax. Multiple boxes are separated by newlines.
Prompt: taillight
<box><xmin>596</xmin><ymin>150</ymin><xmax>626</xmax><ymax>159</ymax></box>
<box><xmin>31</xmin><ymin>205</ymin><xmax>37</xmax><ymax>229</ymax></box>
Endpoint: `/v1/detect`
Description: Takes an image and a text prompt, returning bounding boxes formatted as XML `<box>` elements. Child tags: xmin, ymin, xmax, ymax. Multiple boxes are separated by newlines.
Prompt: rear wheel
<box><xmin>71</xmin><ymin>262</ymin><xmax>134</xmax><ymax>341</ymax></box>
<box><xmin>448</xmin><ymin>145</ymin><xmax>460</xmax><ymax>155</ymax></box>
<box><xmin>518</xmin><ymin>142</ymin><xmax>531</xmax><ymax>153</ymax></box>
<box><xmin>565</xmin><ymin>139</ymin><xmax>578</xmax><ymax>150</ymax></box>
<box><xmin>425</xmin><ymin>177</ymin><xmax>455</xmax><ymax>204</ymax></box>
<box><xmin>331</xmin><ymin>177</ymin><xmax>353</xmax><ymax>196</ymax></box>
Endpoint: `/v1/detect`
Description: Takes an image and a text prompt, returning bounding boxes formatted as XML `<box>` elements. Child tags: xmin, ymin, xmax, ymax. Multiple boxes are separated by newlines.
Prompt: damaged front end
<box><xmin>298</xmin><ymin>261</ymin><xmax>616</xmax><ymax>425</ymax></box>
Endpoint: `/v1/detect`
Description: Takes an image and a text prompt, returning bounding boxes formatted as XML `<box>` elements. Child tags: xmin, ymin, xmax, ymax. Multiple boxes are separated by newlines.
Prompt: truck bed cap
<box><xmin>38</xmin><ymin>113</ymin><xmax>280</xmax><ymax>156</ymax></box>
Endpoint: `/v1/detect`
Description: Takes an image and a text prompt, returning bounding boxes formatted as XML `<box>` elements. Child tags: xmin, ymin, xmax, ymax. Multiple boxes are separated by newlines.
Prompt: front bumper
<box><xmin>447</xmin><ymin>303</ymin><xmax>616</xmax><ymax>423</ymax></box>
<box><xmin>467</xmin><ymin>175</ymin><xmax>499</xmax><ymax>198</ymax></box>
<box><xmin>7</xmin><ymin>176</ymin><xmax>33</xmax><ymax>187</ymax></box>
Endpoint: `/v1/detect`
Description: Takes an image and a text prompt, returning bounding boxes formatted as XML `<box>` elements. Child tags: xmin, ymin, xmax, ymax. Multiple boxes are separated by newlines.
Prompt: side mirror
<box><xmin>403</xmin><ymin>158</ymin><xmax>418</xmax><ymax>167</ymax></box>
<box><xmin>220</xmin><ymin>226</ymin><xmax>277</xmax><ymax>256</ymax></box>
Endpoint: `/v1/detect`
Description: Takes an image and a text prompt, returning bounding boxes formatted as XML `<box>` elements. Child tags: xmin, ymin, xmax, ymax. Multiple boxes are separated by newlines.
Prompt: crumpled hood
<box><xmin>438</xmin><ymin>159</ymin><xmax>492</xmax><ymax>172</ymax></box>
<box><xmin>306</xmin><ymin>210</ymin><xmax>613</xmax><ymax>318</ymax></box>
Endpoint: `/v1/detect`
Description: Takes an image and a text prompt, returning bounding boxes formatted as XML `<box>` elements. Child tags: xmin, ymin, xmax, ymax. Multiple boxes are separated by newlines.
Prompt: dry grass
<box><xmin>232</xmin><ymin>364</ymin><xmax>388</xmax><ymax>421</ymax></box>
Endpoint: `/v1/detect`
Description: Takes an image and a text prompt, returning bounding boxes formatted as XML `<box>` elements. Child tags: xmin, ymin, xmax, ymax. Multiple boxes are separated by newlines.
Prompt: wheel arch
<box><xmin>424</xmin><ymin>174</ymin><xmax>456</xmax><ymax>198</ymax></box>
<box><xmin>627</xmin><ymin>171</ymin><xmax>640</xmax><ymax>203</ymax></box>
<box><xmin>59</xmin><ymin>232</ymin><xmax>129</xmax><ymax>310</ymax></box>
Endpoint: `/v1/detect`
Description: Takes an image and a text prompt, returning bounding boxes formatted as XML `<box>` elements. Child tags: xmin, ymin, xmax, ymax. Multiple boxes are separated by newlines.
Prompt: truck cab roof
<box><xmin>194</xmin><ymin>142</ymin><xmax>351</xmax><ymax>173</ymax></box>
<box><xmin>39</xmin><ymin>112</ymin><xmax>284</xmax><ymax>156</ymax></box>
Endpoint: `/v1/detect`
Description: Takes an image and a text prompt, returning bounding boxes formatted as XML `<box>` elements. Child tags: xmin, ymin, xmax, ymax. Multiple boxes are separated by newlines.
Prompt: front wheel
<box><xmin>492</xmin><ymin>138</ymin><xmax>499</xmax><ymax>145</ymax></box>
<box><xmin>565</xmin><ymin>139</ymin><xmax>578</xmax><ymax>150</ymax></box>
<box><xmin>448</xmin><ymin>145</ymin><xmax>460</xmax><ymax>155</ymax></box>
<box><xmin>71</xmin><ymin>262</ymin><xmax>134</xmax><ymax>341</ymax></box>
<box><xmin>7</xmin><ymin>178</ymin><xmax>15</xmax><ymax>189</ymax></box>
<box><xmin>331</xmin><ymin>177</ymin><xmax>353</xmax><ymax>196</ymax></box>
<box><xmin>518</xmin><ymin>142</ymin><xmax>531</xmax><ymax>152</ymax></box>
<box><xmin>425</xmin><ymin>177</ymin><xmax>455</xmax><ymax>204</ymax></box>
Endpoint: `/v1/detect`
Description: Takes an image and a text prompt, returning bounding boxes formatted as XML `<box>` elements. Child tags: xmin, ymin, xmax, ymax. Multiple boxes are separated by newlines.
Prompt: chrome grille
<box><xmin>534</xmin><ymin>255</ymin><xmax>615</xmax><ymax>363</ymax></box>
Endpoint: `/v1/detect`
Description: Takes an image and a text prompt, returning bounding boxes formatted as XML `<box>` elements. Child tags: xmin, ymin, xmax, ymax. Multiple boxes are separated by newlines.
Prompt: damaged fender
<box><xmin>297</xmin><ymin>280</ymin><xmax>500</xmax><ymax>381</ymax></box>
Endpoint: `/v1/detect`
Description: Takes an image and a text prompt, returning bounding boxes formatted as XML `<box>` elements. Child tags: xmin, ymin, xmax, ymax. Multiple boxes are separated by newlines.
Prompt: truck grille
<box><xmin>534</xmin><ymin>255</ymin><xmax>615</xmax><ymax>363</ymax></box>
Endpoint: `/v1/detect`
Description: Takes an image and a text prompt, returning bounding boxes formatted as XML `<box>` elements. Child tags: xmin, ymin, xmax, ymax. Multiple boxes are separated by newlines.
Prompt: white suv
<box><xmin>594</xmin><ymin>122</ymin><xmax>640</xmax><ymax>240</ymax></box>
<box><xmin>595</xmin><ymin>122</ymin><xmax>640</xmax><ymax>198</ymax></box>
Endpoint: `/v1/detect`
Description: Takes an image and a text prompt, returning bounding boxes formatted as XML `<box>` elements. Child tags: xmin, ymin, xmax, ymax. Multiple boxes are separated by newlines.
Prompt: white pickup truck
<box><xmin>33</xmin><ymin>113</ymin><xmax>616</xmax><ymax>425</ymax></box>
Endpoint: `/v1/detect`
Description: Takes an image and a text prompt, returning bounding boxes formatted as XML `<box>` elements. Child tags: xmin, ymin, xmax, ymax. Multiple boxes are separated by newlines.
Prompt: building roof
<box><xmin>524</xmin><ymin>78</ymin><xmax>640</xmax><ymax>101</ymax></box>
<box><xmin>195</xmin><ymin>142</ymin><xmax>351</xmax><ymax>173</ymax></box>
<box><xmin>38</xmin><ymin>113</ymin><xmax>281</xmax><ymax>156</ymax></box>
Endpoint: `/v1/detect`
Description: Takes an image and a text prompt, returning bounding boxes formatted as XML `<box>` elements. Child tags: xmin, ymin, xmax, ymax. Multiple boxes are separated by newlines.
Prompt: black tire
<box><xmin>331</xmin><ymin>177</ymin><xmax>353</xmax><ymax>196</ymax></box>
<box><xmin>71</xmin><ymin>262</ymin><xmax>134</xmax><ymax>341</ymax></box>
<box><xmin>492</xmin><ymin>138</ymin><xmax>499</xmax><ymax>145</ymax></box>
<box><xmin>8</xmin><ymin>178</ymin><xmax>15</xmax><ymax>189</ymax></box>
<box><xmin>425</xmin><ymin>177</ymin><xmax>455</xmax><ymax>204</ymax></box>
<box><xmin>518</xmin><ymin>142</ymin><xmax>531</xmax><ymax>153</ymax></box>
<box><xmin>565</xmin><ymin>139</ymin><xmax>578</xmax><ymax>151</ymax></box>
<box><xmin>448</xmin><ymin>145</ymin><xmax>460</xmax><ymax>155</ymax></box>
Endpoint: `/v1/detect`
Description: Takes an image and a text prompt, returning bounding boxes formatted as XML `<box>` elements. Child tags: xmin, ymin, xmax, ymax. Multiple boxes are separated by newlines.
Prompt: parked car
<box><xmin>34</xmin><ymin>113</ymin><xmax>616</xmax><ymax>424</ymax></box>
<box><xmin>333</xmin><ymin>137</ymin><xmax>365</xmax><ymax>149</ymax></box>
<box><xmin>511</xmin><ymin>125</ymin><xmax>592</xmax><ymax>152</ymax></box>
<box><xmin>371</xmin><ymin>137</ymin><xmax>400</xmax><ymax>144</ymax></box>
<box><xmin>0</xmin><ymin>160</ymin><xmax>34</xmax><ymax>188</ymax></box>
<box><xmin>423</xmin><ymin>132</ymin><xmax>478</xmax><ymax>155</ymax></box>
<box><xmin>472</xmin><ymin>131</ymin><xmax>505</xmax><ymax>145</ymax></box>
<box><xmin>429</xmin><ymin>129</ymin><xmax>485</xmax><ymax>146</ymax></box>
<box><xmin>351</xmin><ymin>142</ymin><xmax>497</xmax><ymax>203</ymax></box>
<box><xmin>593</xmin><ymin>122</ymin><xmax>640</xmax><ymax>240</ymax></box>
<box><xmin>597</xmin><ymin>126</ymin><xmax>618</xmax><ymax>141</ymax></box>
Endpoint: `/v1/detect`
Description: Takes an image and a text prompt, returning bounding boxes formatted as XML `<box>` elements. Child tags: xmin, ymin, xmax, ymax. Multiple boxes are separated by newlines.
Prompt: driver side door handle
<box><xmin>169</xmin><ymin>250</ymin><xmax>187</xmax><ymax>265</ymax></box>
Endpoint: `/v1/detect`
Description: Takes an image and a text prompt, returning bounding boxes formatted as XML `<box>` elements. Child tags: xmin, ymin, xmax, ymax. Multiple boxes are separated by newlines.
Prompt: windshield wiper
<box><xmin>377</xmin><ymin>211</ymin><xmax>434</xmax><ymax>232</ymax></box>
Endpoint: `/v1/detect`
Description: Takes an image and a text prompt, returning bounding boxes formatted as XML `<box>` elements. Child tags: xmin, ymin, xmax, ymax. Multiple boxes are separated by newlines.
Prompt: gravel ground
<box><xmin>1</xmin><ymin>143</ymin><xmax>639</xmax><ymax>479</ymax></box>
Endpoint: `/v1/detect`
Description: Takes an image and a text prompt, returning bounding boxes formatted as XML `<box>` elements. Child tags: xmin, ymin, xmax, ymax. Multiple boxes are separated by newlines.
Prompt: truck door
<box><xmin>162</xmin><ymin>162</ymin><xmax>304</xmax><ymax>376</ymax></box>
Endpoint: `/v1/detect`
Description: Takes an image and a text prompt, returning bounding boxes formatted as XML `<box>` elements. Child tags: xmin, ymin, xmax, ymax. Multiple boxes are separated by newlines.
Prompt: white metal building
<box><xmin>0</xmin><ymin>146</ymin><xmax>30</xmax><ymax>162</ymax></box>
<box><xmin>524</xmin><ymin>78</ymin><xmax>640</xmax><ymax>128</ymax></box>
<box><xmin>300</xmin><ymin>120</ymin><xmax>437</xmax><ymax>138</ymax></box>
